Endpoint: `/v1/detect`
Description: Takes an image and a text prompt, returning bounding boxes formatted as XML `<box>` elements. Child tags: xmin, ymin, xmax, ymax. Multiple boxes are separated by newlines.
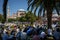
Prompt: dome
<box><xmin>18</xmin><ymin>9</ymin><xmax>25</xmax><ymax>12</ymax></box>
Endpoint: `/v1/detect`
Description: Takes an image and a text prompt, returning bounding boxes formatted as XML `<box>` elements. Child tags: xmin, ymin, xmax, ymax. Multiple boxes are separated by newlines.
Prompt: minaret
<box><xmin>7</xmin><ymin>4</ymin><xmax>10</xmax><ymax>22</ymax></box>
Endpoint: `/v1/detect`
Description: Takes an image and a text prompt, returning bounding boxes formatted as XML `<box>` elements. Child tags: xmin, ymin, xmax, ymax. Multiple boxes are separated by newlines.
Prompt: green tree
<box><xmin>0</xmin><ymin>14</ymin><xmax>3</xmax><ymax>22</ymax></box>
<box><xmin>56</xmin><ymin>2</ymin><xmax>60</xmax><ymax>11</ymax></box>
<box><xmin>0</xmin><ymin>14</ymin><xmax>5</xmax><ymax>23</ymax></box>
<box><xmin>8</xmin><ymin>18</ymin><xmax>16</xmax><ymax>22</ymax></box>
<box><xmin>19</xmin><ymin>11</ymin><xmax>36</xmax><ymax>24</ymax></box>
<box><xmin>19</xmin><ymin>17</ymin><xmax>27</xmax><ymax>22</ymax></box>
<box><xmin>25</xmin><ymin>11</ymin><xmax>36</xmax><ymax>24</ymax></box>
<box><xmin>27</xmin><ymin>0</ymin><xmax>60</xmax><ymax>28</ymax></box>
<box><xmin>58</xmin><ymin>21</ymin><xmax>60</xmax><ymax>25</ymax></box>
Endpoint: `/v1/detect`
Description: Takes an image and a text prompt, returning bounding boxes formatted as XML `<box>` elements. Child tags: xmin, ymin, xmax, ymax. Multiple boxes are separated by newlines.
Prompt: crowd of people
<box><xmin>0</xmin><ymin>24</ymin><xmax>60</xmax><ymax>40</ymax></box>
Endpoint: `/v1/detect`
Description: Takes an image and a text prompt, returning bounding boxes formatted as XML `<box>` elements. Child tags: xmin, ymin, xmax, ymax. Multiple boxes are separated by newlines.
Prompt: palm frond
<box><xmin>43</xmin><ymin>8</ymin><xmax>45</xmax><ymax>17</ymax></box>
<box><xmin>34</xmin><ymin>7</ymin><xmax>38</xmax><ymax>16</ymax></box>
<box><xmin>55</xmin><ymin>6</ymin><xmax>60</xmax><ymax>15</ymax></box>
<box><xmin>38</xmin><ymin>5</ymin><xmax>43</xmax><ymax>17</ymax></box>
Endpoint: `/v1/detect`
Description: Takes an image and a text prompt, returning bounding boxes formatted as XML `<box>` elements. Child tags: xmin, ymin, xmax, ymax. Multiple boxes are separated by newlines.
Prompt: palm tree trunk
<box><xmin>47</xmin><ymin>8</ymin><xmax>52</xmax><ymax>29</ymax></box>
<box><xmin>3</xmin><ymin>0</ymin><xmax>8</xmax><ymax>23</ymax></box>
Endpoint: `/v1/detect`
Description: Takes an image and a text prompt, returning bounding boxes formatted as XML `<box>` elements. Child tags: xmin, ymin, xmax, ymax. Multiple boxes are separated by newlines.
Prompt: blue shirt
<box><xmin>2</xmin><ymin>33</ymin><xmax>9</xmax><ymax>40</ymax></box>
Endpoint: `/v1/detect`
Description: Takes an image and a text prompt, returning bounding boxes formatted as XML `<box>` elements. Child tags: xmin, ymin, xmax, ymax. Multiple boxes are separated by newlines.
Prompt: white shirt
<box><xmin>3</xmin><ymin>29</ymin><xmax>7</xmax><ymax>34</ymax></box>
<box><xmin>52</xmin><ymin>24</ymin><xmax>56</xmax><ymax>28</ymax></box>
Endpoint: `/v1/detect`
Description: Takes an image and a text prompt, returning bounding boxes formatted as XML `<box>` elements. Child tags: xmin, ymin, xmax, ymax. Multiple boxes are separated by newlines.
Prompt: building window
<box><xmin>20</xmin><ymin>13</ymin><xmax>24</xmax><ymax>15</ymax></box>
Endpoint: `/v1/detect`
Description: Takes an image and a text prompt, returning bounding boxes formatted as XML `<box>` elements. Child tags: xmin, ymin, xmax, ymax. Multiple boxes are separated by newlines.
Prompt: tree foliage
<box><xmin>27</xmin><ymin>0</ymin><xmax>60</xmax><ymax>28</ymax></box>
<box><xmin>0</xmin><ymin>14</ymin><xmax>3</xmax><ymax>22</ymax></box>
<box><xmin>0</xmin><ymin>14</ymin><xmax>2</xmax><ymax>21</ymax></box>
<box><xmin>25</xmin><ymin>11</ymin><xmax>36</xmax><ymax>22</ymax></box>
<box><xmin>27</xmin><ymin>0</ymin><xmax>60</xmax><ymax>17</ymax></box>
<box><xmin>19</xmin><ymin>11</ymin><xmax>37</xmax><ymax>24</ymax></box>
<box><xmin>19</xmin><ymin>17</ymin><xmax>27</xmax><ymax>22</ymax></box>
<box><xmin>8</xmin><ymin>18</ymin><xmax>16</xmax><ymax>22</ymax></box>
<box><xmin>0</xmin><ymin>14</ymin><xmax>5</xmax><ymax>23</ymax></box>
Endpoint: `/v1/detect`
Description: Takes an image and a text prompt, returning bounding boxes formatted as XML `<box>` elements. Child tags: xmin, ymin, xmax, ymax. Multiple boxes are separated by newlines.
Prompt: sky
<box><xmin>0</xmin><ymin>0</ymin><xmax>58</xmax><ymax>16</ymax></box>
<box><xmin>0</xmin><ymin>0</ymin><xmax>27</xmax><ymax>15</ymax></box>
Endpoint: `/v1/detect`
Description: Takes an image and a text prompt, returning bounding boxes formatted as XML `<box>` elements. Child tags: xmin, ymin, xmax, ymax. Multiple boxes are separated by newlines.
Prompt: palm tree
<box><xmin>27</xmin><ymin>0</ymin><xmax>60</xmax><ymax>28</ymax></box>
<box><xmin>3</xmin><ymin>0</ymin><xmax>8</xmax><ymax>23</ymax></box>
<box><xmin>56</xmin><ymin>2</ymin><xmax>60</xmax><ymax>11</ymax></box>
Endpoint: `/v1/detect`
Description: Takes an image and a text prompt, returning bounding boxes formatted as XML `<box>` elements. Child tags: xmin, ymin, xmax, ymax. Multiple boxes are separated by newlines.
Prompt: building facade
<box><xmin>7</xmin><ymin>9</ymin><xmax>26</xmax><ymax>19</ymax></box>
<box><xmin>17</xmin><ymin>9</ymin><xmax>25</xmax><ymax>17</ymax></box>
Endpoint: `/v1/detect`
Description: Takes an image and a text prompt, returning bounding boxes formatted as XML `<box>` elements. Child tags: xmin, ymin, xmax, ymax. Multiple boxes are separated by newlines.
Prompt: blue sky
<box><xmin>0</xmin><ymin>0</ymin><xmax>27</xmax><ymax>15</ymax></box>
<box><xmin>0</xmin><ymin>0</ymin><xmax>58</xmax><ymax>16</ymax></box>
<box><xmin>0</xmin><ymin>0</ymin><xmax>3</xmax><ymax>14</ymax></box>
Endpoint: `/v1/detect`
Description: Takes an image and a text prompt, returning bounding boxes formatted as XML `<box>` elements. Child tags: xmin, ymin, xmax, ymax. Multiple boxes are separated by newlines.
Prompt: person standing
<box><xmin>32</xmin><ymin>30</ymin><xmax>40</xmax><ymax>40</ymax></box>
<box><xmin>47</xmin><ymin>28</ymin><xmax>52</xmax><ymax>37</ymax></box>
<box><xmin>53</xmin><ymin>28</ymin><xmax>60</xmax><ymax>40</ymax></box>
<box><xmin>39</xmin><ymin>31</ymin><xmax>46</xmax><ymax>40</ymax></box>
<box><xmin>2</xmin><ymin>32</ymin><xmax>9</xmax><ymax>40</ymax></box>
